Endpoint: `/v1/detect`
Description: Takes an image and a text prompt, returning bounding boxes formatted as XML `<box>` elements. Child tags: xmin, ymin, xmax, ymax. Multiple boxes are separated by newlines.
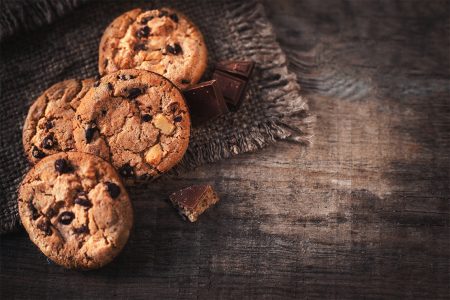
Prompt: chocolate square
<box><xmin>183</xmin><ymin>80</ymin><xmax>229</xmax><ymax>125</ymax></box>
<box><xmin>169</xmin><ymin>185</ymin><xmax>219</xmax><ymax>222</ymax></box>
<box><xmin>212</xmin><ymin>70</ymin><xmax>248</xmax><ymax>110</ymax></box>
<box><xmin>215</xmin><ymin>60</ymin><xmax>255</xmax><ymax>79</ymax></box>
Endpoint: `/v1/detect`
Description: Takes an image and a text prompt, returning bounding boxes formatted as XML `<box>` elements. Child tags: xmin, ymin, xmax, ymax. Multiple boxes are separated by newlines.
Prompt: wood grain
<box><xmin>1</xmin><ymin>0</ymin><xmax>449</xmax><ymax>298</ymax></box>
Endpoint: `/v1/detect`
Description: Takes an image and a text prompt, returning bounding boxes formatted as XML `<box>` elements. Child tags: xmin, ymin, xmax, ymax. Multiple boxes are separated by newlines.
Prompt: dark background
<box><xmin>1</xmin><ymin>0</ymin><xmax>449</xmax><ymax>298</ymax></box>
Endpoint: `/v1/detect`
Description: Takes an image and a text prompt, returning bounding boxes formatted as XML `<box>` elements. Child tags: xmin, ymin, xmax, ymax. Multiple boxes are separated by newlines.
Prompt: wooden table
<box><xmin>1</xmin><ymin>0</ymin><xmax>449</xmax><ymax>298</ymax></box>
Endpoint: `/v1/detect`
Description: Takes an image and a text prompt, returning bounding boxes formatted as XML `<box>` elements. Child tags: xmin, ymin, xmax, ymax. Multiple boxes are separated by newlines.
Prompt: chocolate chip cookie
<box><xmin>98</xmin><ymin>7</ymin><xmax>207</xmax><ymax>90</ymax></box>
<box><xmin>73</xmin><ymin>69</ymin><xmax>190</xmax><ymax>180</ymax></box>
<box><xmin>22</xmin><ymin>78</ymin><xmax>94</xmax><ymax>164</ymax></box>
<box><xmin>18</xmin><ymin>152</ymin><xmax>133</xmax><ymax>269</ymax></box>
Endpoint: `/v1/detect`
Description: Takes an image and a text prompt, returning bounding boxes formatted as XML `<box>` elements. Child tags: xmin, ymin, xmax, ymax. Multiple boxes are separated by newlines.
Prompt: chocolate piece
<box><xmin>41</xmin><ymin>134</ymin><xmax>55</xmax><ymax>149</ymax></box>
<box><xmin>212</xmin><ymin>71</ymin><xmax>247</xmax><ymax>110</ymax></box>
<box><xmin>141</xmin><ymin>114</ymin><xmax>152</xmax><ymax>122</ymax></box>
<box><xmin>28</xmin><ymin>202</ymin><xmax>40</xmax><ymax>220</ymax></box>
<box><xmin>215</xmin><ymin>60</ymin><xmax>255</xmax><ymax>79</ymax></box>
<box><xmin>58</xmin><ymin>211</ymin><xmax>75</xmax><ymax>225</ymax></box>
<box><xmin>182</xmin><ymin>80</ymin><xmax>228</xmax><ymax>125</ymax></box>
<box><xmin>106</xmin><ymin>182</ymin><xmax>121</xmax><ymax>199</ymax></box>
<box><xmin>54</xmin><ymin>158</ymin><xmax>73</xmax><ymax>174</ymax></box>
<box><xmin>169</xmin><ymin>185</ymin><xmax>219</xmax><ymax>222</ymax></box>
<box><xmin>32</xmin><ymin>146</ymin><xmax>46</xmax><ymax>159</ymax></box>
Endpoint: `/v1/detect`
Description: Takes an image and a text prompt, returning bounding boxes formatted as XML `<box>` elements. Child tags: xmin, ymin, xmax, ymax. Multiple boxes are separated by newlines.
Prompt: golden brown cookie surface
<box><xmin>22</xmin><ymin>79</ymin><xmax>94</xmax><ymax>164</ymax></box>
<box><xmin>73</xmin><ymin>69</ymin><xmax>190</xmax><ymax>180</ymax></box>
<box><xmin>99</xmin><ymin>8</ymin><xmax>208</xmax><ymax>90</ymax></box>
<box><xmin>18</xmin><ymin>152</ymin><xmax>133</xmax><ymax>270</ymax></box>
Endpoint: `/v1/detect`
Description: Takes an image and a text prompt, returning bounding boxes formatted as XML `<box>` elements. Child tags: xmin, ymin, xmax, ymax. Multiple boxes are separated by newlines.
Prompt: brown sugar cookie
<box><xmin>18</xmin><ymin>152</ymin><xmax>133</xmax><ymax>269</ymax></box>
<box><xmin>22</xmin><ymin>78</ymin><xmax>94</xmax><ymax>164</ymax></box>
<box><xmin>73</xmin><ymin>69</ymin><xmax>190</xmax><ymax>180</ymax></box>
<box><xmin>98</xmin><ymin>7</ymin><xmax>208</xmax><ymax>90</ymax></box>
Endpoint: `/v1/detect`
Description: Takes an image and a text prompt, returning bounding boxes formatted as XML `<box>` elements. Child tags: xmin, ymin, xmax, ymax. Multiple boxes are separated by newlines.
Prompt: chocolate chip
<box><xmin>140</xmin><ymin>15</ymin><xmax>154</xmax><ymax>24</ymax></box>
<box><xmin>85</xmin><ymin>122</ymin><xmax>98</xmax><ymax>143</ymax></box>
<box><xmin>45</xmin><ymin>120</ymin><xmax>53</xmax><ymax>130</ymax></box>
<box><xmin>32</xmin><ymin>146</ymin><xmax>46</xmax><ymax>159</ymax></box>
<box><xmin>127</xmin><ymin>87</ymin><xmax>144</xmax><ymax>99</ymax></box>
<box><xmin>168</xmin><ymin>102</ymin><xmax>180</xmax><ymax>113</ymax></box>
<box><xmin>169</xmin><ymin>13</ymin><xmax>179</xmax><ymax>23</ymax></box>
<box><xmin>54</xmin><ymin>158</ymin><xmax>74</xmax><ymax>174</ymax></box>
<box><xmin>181</xmin><ymin>79</ymin><xmax>190</xmax><ymax>84</ymax></box>
<box><xmin>37</xmin><ymin>220</ymin><xmax>52</xmax><ymax>236</ymax></box>
<box><xmin>41</xmin><ymin>135</ymin><xmax>55</xmax><ymax>149</ymax></box>
<box><xmin>119</xmin><ymin>163</ymin><xmax>135</xmax><ymax>178</ymax></box>
<box><xmin>107</xmin><ymin>82</ymin><xmax>114</xmax><ymax>91</ymax></box>
<box><xmin>74</xmin><ymin>197</ymin><xmax>92</xmax><ymax>208</ymax></box>
<box><xmin>137</xmin><ymin>26</ymin><xmax>150</xmax><ymax>38</ymax></box>
<box><xmin>134</xmin><ymin>43</ymin><xmax>147</xmax><ymax>51</ymax></box>
<box><xmin>174</xmin><ymin>116</ymin><xmax>182</xmax><ymax>122</ymax></box>
<box><xmin>101</xmin><ymin>109</ymin><xmax>107</xmax><ymax>116</ymax></box>
<box><xmin>73</xmin><ymin>225</ymin><xmax>89</xmax><ymax>234</ymax></box>
<box><xmin>46</xmin><ymin>207</ymin><xmax>57</xmax><ymax>218</ymax></box>
<box><xmin>58</xmin><ymin>211</ymin><xmax>75</xmax><ymax>225</ymax></box>
<box><xmin>141</xmin><ymin>114</ymin><xmax>152</xmax><ymax>122</ymax></box>
<box><xmin>106</xmin><ymin>182</ymin><xmax>121</xmax><ymax>199</ymax></box>
<box><xmin>158</xmin><ymin>10</ymin><xmax>169</xmax><ymax>17</ymax></box>
<box><xmin>166</xmin><ymin>43</ymin><xmax>182</xmax><ymax>55</ymax></box>
<box><xmin>28</xmin><ymin>202</ymin><xmax>40</xmax><ymax>220</ymax></box>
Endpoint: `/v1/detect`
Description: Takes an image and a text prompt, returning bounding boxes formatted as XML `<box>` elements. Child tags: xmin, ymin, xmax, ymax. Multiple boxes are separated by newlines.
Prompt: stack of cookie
<box><xmin>19</xmin><ymin>7</ymin><xmax>251</xmax><ymax>270</ymax></box>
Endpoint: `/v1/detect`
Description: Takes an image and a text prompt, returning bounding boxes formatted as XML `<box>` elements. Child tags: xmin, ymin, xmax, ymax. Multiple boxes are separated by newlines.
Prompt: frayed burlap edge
<box><xmin>176</xmin><ymin>1</ymin><xmax>313</xmax><ymax>171</ymax></box>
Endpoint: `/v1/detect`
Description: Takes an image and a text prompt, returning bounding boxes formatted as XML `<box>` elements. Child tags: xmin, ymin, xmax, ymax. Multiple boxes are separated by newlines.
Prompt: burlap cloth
<box><xmin>0</xmin><ymin>0</ymin><xmax>312</xmax><ymax>234</ymax></box>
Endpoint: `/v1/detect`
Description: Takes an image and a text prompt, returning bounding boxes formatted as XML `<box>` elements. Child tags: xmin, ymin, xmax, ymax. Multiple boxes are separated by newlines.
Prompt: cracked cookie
<box><xmin>18</xmin><ymin>152</ymin><xmax>133</xmax><ymax>269</ymax></box>
<box><xmin>22</xmin><ymin>78</ymin><xmax>94</xmax><ymax>164</ymax></box>
<box><xmin>98</xmin><ymin>7</ymin><xmax>207</xmax><ymax>90</ymax></box>
<box><xmin>73</xmin><ymin>69</ymin><xmax>190</xmax><ymax>181</ymax></box>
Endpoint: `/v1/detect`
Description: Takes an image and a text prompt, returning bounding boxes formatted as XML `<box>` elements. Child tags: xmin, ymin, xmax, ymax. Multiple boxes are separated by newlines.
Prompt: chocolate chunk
<box><xmin>32</xmin><ymin>145</ymin><xmax>46</xmax><ymax>159</ymax></box>
<box><xmin>213</xmin><ymin>70</ymin><xmax>248</xmax><ymax>110</ymax></box>
<box><xmin>137</xmin><ymin>26</ymin><xmax>151</xmax><ymax>38</ymax></box>
<box><xmin>126</xmin><ymin>87</ymin><xmax>144</xmax><ymax>99</ymax></box>
<box><xmin>45</xmin><ymin>120</ymin><xmax>53</xmax><ymax>130</ymax></box>
<box><xmin>181</xmin><ymin>79</ymin><xmax>190</xmax><ymax>84</ymax></box>
<box><xmin>74</xmin><ymin>197</ymin><xmax>92</xmax><ymax>208</ymax></box>
<box><xmin>140</xmin><ymin>15</ymin><xmax>154</xmax><ymax>24</ymax></box>
<box><xmin>54</xmin><ymin>158</ymin><xmax>74</xmax><ymax>174</ymax></box>
<box><xmin>106</xmin><ymin>182</ymin><xmax>121</xmax><ymax>199</ymax></box>
<box><xmin>169</xmin><ymin>185</ymin><xmax>219</xmax><ymax>222</ymax></box>
<box><xmin>119</xmin><ymin>163</ymin><xmax>135</xmax><ymax>178</ymax></box>
<box><xmin>37</xmin><ymin>220</ymin><xmax>52</xmax><ymax>236</ymax></box>
<box><xmin>166</xmin><ymin>43</ymin><xmax>182</xmax><ymax>55</ymax></box>
<box><xmin>107</xmin><ymin>82</ymin><xmax>114</xmax><ymax>91</ymax></box>
<box><xmin>46</xmin><ymin>207</ymin><xmax>57</xmax><ymax>218</ymax></box>
<box><xmin>85</xmin><ymin>122</ymin><xmax>98</xmax><ymax>143</ymax></box>
<box><xmin>141</xmin><ymin>114</ymin><xmax>152</xmax><ymax>122</ymax></box>
<box><xmin>101</xmin><ymin>109</ymin><xmax>107</xmax><ymax>116</ymax></box>
<box><xmin>174</xmin><ymin>116</ymin><xmax>182</xmax><ymax>122</ymax></box>
<box><xmin>182</xmin><ymin>80</ymin><xmax>228</xmax><ymax>125</ymax></box>
<box><xmin>73</xmin><ymin>225</ymin><xmax>89</xmax><ymax>234</ymax></box>
<box><xmin>169</xmin><ymin>13</ymin><xmax>179</xmax><ymax>23</ymax></box>
<box><xmin>28</xmin><ymin>202</ymin><xmax>40</xmax><ymax>220</ymax></box>
<box><xmin>215</xmin><ymin>61</ymin><xmax>255</xmax><ymax>79</ymax></box>
<box><xmin>41</xmin><ymin>135</ymin><xmax>55</xmax><ymax>149</ymax></box>
<box><xmin>158</xmin><ymin>10</ymin><xmax>169</xmax><ymax>17</ymax></box>
<box><xmin>58</xmin><ymin>211</ymin><xmax>75</xmax><ymax>225</ymax></box>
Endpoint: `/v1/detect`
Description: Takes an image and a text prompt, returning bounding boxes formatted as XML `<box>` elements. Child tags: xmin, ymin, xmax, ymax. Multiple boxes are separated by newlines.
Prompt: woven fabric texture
<box><xmin>0</xmin><ymin>0</ymin><xmax>311</xmax><ymax>234</ymax></box>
